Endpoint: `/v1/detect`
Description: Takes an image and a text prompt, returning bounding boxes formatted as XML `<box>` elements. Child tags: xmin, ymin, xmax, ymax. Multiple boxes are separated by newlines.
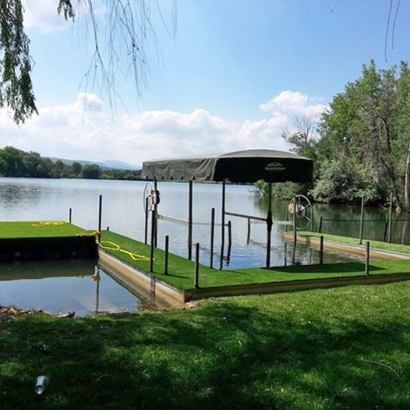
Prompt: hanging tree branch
<box><xmin>0</xmin><ymin>0</ymin><xmax>37</xmax><ymax>124</ymax></box>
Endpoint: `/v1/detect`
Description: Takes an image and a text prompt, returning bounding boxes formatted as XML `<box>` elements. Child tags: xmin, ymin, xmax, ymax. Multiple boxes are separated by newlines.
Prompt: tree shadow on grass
<box><xmin>1</xmin><ymin>285</ymin><xmax>410</xmax><ymax>409</ymax></box>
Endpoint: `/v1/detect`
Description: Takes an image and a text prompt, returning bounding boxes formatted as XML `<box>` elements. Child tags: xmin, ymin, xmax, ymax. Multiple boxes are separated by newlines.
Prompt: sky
<box><xmin>1</xmin><ymin>0</ymin><xmax>410</xmax><ymax>168</ymax></box>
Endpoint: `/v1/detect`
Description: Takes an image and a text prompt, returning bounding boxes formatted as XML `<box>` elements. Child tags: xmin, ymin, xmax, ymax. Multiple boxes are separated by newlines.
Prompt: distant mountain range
<box><xmin>48</xmin><ymin>157</ymin><xmax>140</xmax><ymax>171</ymax></box>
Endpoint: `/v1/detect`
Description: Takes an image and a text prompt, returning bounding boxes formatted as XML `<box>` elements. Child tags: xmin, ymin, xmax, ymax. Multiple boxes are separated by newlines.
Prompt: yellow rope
<box><xmin>31</xmin><ymin>221</ymin><xmax>67</xmax><ymax>226</ymax></box>
<box><xmin>98</xmin><ymin>240</ymin><xmax>152</xmax><ymax>262</ymax></box>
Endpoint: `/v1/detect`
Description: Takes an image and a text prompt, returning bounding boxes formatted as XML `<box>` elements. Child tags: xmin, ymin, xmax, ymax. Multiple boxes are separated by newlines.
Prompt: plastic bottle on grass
<box><xmin>35</xmin><ymin>375</ymin><xmax>48</xmax><ymax>395</ymax></box>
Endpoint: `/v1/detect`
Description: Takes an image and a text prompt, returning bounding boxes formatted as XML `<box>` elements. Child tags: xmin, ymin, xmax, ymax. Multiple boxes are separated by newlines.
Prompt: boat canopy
<box><xmin>141</xmin><ymin>149</ymin><xmax>313</xmax><ymax>183</ymax></box>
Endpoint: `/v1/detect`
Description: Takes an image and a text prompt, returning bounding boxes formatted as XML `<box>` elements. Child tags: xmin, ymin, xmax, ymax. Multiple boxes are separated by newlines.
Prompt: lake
<box><xmin>0</xmin><ymin>177</ymin><xmax>407</xmax><ymax>315</ymax></box>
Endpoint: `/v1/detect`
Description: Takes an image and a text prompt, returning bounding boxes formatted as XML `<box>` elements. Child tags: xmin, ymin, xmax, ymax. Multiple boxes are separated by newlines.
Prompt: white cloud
<box><xmin>260</xmin><ymin>90</ymin><xmax>327</xmax><ymax>120</ymax></box>
<box><xmin>0</xmin><ymin>90</ymin><xmax>328</xmax><ymax>167</ymax></box>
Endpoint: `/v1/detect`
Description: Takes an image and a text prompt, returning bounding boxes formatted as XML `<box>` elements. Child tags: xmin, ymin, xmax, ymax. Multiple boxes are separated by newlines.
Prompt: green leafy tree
<box><xmin>0</xmin><ymin>146</ymin><xmax>26</xmax><ymax>176</ymax></box>
<box><xmin>81</xmin><ymin>163</ymin><xmax>102</xmax><ymax>179</ymax></box>
<box><xmin>314</xmin><ymin>60</ymin><xmax>410</xmax><ymax>208</ymax></box>
<box><xmin>71</xmin><ymin>161</ymin><xmax>82</xmax><ymax>177</ymax></box>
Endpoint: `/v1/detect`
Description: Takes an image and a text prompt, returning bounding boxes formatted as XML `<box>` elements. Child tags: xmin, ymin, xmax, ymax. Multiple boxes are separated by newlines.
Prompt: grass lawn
<box><xmin>99</xmin><ymin>231</ymin><xmax>410</xmax><ymax>290</ymax></box>
<box><xmin>1</xmin><ymin>281</ymin><xmax>410</xmax><ymax>409</ymax></box>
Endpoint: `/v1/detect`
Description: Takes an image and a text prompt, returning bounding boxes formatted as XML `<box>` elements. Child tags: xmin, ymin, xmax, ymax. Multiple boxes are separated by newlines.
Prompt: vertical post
<box><xmin>388</xmin><ymin>191</ymin><xmax>393</xmax><ymax>243</ymax></box>
<box><xmin>365</xmin><ymin>241</ymin><xmax>370</xmax><ymax>275</ymax></box>
<box><xmin>320</xmin><ymin>235</ymin><xmax>324</xmax><ymax>265</ymax></box>
<box><xmin>188</xmin><ymin>180</ymin><xmax>193</xmax><ymax>260</ymax></box>
<box><xmin>359</xmin><ymin>196</ymin><xmax>365</xmax><ymax>245</ymax></box>
<box><xmin>150</xmin><ymin>209</ymin><xmax>156</xmax><ymax>273</ymax></box>
<box><xmin>220</xmin><ymin>180</ymin><xmax>226</xmax><ymax>269</ymax></box>
<box><xmin>293</xmin><ymin>197</ymin><xmax>297</xmax><ymax>245</ymax></box>
<box><xmin>164</xmin><ymin>235</ymin><xmax>169</xmax><ymax>275</ymax></box>
<box><xmin>153</xmin><ymin>179</ymin><xmax>158</xmax><ymax>247</ymax></box>
<box><xmin>227</xmin><ymin>220</ymin><xmax>232</xmax><ymax>262</ymax></box>
<box><xmin>247</xmin><ymin>218</ymin><xmax>251</xmax><ymax>244</ymax></box>
<box><xmin>318</xmin><ymin>216</ymin><xmax>323</xmax><ymax>233</ymax></box>
<box><xmin>194</xmin><ymin>242</ymin><xmax>200</xmax><ymax>289</ymax></box>
<box><xmin>210</xmin><ymin>208</ymin><xmax>215</xmax><ymax>269</ymax></box>
<box><xmin>69</xmin><ymin>208</ymin><xmax>72</xmax><ymax>223</ymax></box>
<box><xmin>266</xmin><ymin>182</ymin><xmax>273</xmax><ymax>268</ymax></box>
<box><xmin>292</xmin><ymin>197</ymin><xmax>297</xmax><ymax>265</ymax></box>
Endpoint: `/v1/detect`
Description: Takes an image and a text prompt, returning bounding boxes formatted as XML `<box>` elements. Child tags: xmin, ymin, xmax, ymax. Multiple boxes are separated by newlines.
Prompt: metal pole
<box><xmin>292</xmin><ymin>197</ymin><xmax>297</xmax><ymax>265</ymax></box>
<box><xmin>154</xmin><ymin>179</ymin><xmax>158</xmax><ymax>247</ymax></box>
<box><xmin>365</xmin><ymin>241</ymin><xmax>370</xmax><ymax>275</ymax></box>
<box><xmin>247</xmin><ymin>217</ymin><xmax>251</xmax><ymax>244</ymax></box>
<box><xmin>320</xmin><ymin>235</ymin><xmax>324</xmax><ymax>265</ymax></box>
<box><xmin>359</xmin><ymin>196</ymin><xmax>365</xmax><ymax>245</ymax></box>
<box><xmin>188</xmin><ymin>180</ymin><xmax>193</xmax><ymax>260</ymax></box>
<box><xmin>227</xmin><ymin>220</ymin><xmax>232</xmax><ymax>263</ymax></box>
<box><xmin>266</xmin><ymin>182</ymin><xmax>273</xmax><ymax>268</ymax></box>
<box><xmin>164</xmin><ymin>235</ymin><xmax>169</xmax><ymax>275</ymax></box>
<box><xmin>69</xmin><ymin>208</ymin><xmax>72</xmax><ymax>223</ymax></box>
<box><xmin>210</xmin><ymin>208</ymin><xmax>215</xmax><ymax>269</ymax></box>
<box><xmin>194</xmin><ymin>243</ymin><xmax>200</xmax><ymax>289</ymax></box>
<box><xmin>150</xmin><ymin>209</ymin><xmax>156</xmax><ymax>273</ymax></box>
<box><xmin>318</xmin><ymin>216</ymin><xmax>323</xmax><ymax>233</ymax></box>
<box><xmin>220</xmin><ymin>180</ymin><xmax>226</xmax><ymax>269</ymax></box>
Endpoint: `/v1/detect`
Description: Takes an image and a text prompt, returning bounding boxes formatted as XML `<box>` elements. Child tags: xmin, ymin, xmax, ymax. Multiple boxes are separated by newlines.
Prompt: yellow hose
<box><xmin>98</xmin><ymin>240</ymin><xmax>151</xmax><ymax>262</ymax></box>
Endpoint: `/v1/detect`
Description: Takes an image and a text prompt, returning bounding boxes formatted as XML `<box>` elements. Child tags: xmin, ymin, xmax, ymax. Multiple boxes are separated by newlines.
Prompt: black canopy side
<box><xmin>141</xmin><ymin>149</ymin><xmax>313</xmax><ymax>183</ymax></box>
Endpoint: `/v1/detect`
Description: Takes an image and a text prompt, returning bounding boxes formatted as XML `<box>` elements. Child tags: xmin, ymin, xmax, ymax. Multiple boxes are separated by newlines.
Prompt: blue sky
<box><xmin>1</xmin><ymin>0</ymin><xmax>409</xmax><ymax>167</ymax></box>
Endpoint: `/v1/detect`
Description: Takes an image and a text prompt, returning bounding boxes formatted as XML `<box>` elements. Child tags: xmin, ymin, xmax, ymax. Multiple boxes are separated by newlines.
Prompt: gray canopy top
<box><xmin>141</xmin><ymin>149</ymin><xmax>313</xmax><ymax>183</ymax></box>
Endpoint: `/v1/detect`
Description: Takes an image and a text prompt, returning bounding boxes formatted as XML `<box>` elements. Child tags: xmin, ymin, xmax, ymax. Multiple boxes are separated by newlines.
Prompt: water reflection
<box><xmin>0</xmin><ymin>259</ymin><xmax>151</xmax><ymax>317</ymax></box>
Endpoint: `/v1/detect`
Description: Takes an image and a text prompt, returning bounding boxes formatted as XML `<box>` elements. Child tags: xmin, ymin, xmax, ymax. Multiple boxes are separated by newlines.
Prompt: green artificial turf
<box><xmin>99</xmin><ymin>231</ymin><xmax>410</xmax><ymax>290</ymax></box>
<box><xmin>0</xmin><ymin>221</ymin><xmax>90</xmax><ymax>238</ymax></box>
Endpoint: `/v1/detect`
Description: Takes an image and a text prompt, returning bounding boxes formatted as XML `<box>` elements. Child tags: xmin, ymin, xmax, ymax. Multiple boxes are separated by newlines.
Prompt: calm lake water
<box><xmin>0</xmin><ymin>177</ymin><xmax>408</xmax><ymax>316</ymax></box>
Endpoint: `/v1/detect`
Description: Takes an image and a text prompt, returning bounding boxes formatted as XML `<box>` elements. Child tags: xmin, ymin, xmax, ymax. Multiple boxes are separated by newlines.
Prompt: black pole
<box><xmin>69</xmin><ymin>208</ymin><xmax>72</xmax><ymax>223</ymax></box>
<box><xmin>320</xmin><ymin>235</ymin><xmax>324</xmax><ymax>265</ymax></box>
<box><xmin>150</xmin><ymin>210</ymin><xmax>156</xmax><ymax>273</ymax></box>
<box><xmin>247</xmin><ymin>217</ymin><xmax>251</xmax><ymax>244</ymax></box>
<box><xmin>154</xmin><ymin>179</ymin><xmax>158</xmax><ymax>247</ymax></box>
<box><xmin>220</xmin><ymin>180</ymin><xmax>226</xmax><ymax>269</ymax></box>
<box><xmin>292</xmin><ymin>197</ymin><xmax>297</xmax><ymax>265</ymax></box>
<box><xmin>318</xmin><ymin>216</ymin><xmax>323</xmax><ymax>233</ymax></box>
<box><xmin>227</xmin><ymin>220</ymin><xmax>232</xmax><ymax>262</ymax></box>
<box><xmin>188</xmin><ymin>180</ymin><xmax>193</xmax><ymax>260</ymax></box>
<box><xmin>194</xmin><ymin>243</ymin><xmax>200</xmax><ymax>289</ymax></box>
<box><xmin>164</xmin><ymin>235</ymin><xmax>169</xmax><ymax>275</ymax></box>
<box><xmin>266</xmin><ymin>182</ymin><xmax>272</xmax><ymax>268</ymax></box>
<box><xmin>210</xmin><ymin>208</ymin><xmax>215</xmax><ymax>269</ymax></box>
<box><xmin>365</xmin><ymin>241</ymin><xmax>370</xmax><ymax>275</ymax></box>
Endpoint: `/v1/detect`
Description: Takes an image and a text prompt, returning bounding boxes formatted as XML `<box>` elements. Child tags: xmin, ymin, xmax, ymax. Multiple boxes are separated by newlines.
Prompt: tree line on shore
<box><xmin>0</xmin><ymin>146</ymin><xmax>142</xmax><ymax>180</ymax></box>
